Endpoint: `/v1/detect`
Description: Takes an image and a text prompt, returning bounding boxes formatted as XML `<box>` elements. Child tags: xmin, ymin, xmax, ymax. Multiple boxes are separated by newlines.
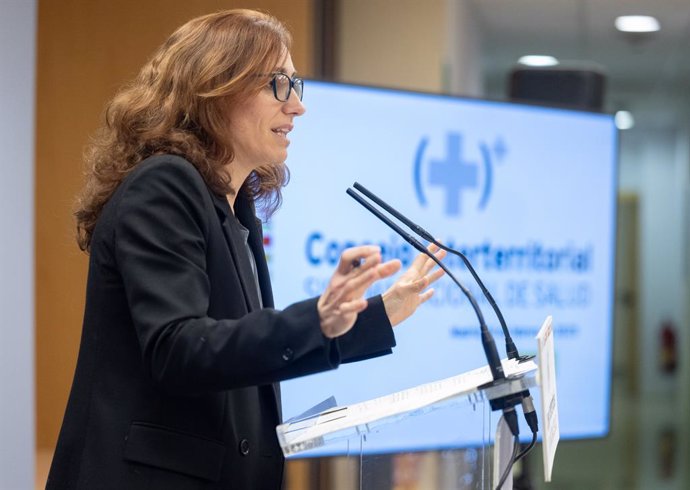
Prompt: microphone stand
<box><xmin>347</xmin><ymin>183</ymin><xmax>541</xmax><ymax>489</ymax></box>
<box><xmin>346</xmin><ymin>188</ymin><xmax>505</xmax><ymax>382</ymax></box>
<box><xmin>349</xmin><ymin>182</ymin><xmax>538</xmax><ymax>432</ymax></box>
<box><xmin>352</xmin><ymin>182</ymin><xmax>528</xmax><ymax>362</ymax></box>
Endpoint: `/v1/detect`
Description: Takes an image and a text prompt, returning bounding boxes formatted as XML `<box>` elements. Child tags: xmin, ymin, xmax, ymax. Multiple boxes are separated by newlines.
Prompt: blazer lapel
<box><xmin>210</xmin><ymin>192</ymin><xmax>262</xmax><ymax>312</ymax></box>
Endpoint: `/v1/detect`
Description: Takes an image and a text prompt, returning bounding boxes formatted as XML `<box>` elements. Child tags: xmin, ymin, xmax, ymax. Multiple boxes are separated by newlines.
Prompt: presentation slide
<box><xmin>268</xmin><ymin>81</ymin><xmax>618</xmax><ymax>454</ymax></box>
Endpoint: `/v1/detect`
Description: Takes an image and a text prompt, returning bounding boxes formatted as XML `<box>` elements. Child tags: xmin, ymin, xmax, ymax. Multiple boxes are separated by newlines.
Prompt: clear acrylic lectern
<box><xmin>277</xmin><ymin>359</ymin><xmax>538</xmax><ymax>490</ymax></box>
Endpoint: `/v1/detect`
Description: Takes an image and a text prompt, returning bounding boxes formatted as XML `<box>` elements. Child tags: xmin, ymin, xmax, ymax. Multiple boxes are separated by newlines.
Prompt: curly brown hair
<box><xmin>75</xmin><ymin>9</ymin><xmax>292</xmax><ymax>251</ymax></box>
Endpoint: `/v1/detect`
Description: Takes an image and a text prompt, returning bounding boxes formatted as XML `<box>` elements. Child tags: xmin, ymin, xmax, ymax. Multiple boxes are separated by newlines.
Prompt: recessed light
<box><xmin>615</xmin><ymin>15</ymin><xmax>660</xmax><ymax>33</ymax></box>
<box><xmin>615</xmin><ymin>110</ymin><xmax>635</xmax><ymax>130</ymax></box>
<box><xmin>517</xmin><ymin>55</ymin><xmax>559</xmax><ymax>67</ymax></box>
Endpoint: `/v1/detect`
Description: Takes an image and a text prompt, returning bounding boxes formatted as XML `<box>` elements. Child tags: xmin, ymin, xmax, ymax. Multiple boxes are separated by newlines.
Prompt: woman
<box><xmin>47</xmin><ymin>9</ymin><xmax>444</xmax><ymax>490</ymax></box>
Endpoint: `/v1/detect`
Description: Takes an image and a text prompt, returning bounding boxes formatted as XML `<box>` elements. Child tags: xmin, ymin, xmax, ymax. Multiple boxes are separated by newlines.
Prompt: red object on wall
<box><xmin>659</xmin><ymin>319</ymin><xmax>678</xmax><ymax>375</ymax></box>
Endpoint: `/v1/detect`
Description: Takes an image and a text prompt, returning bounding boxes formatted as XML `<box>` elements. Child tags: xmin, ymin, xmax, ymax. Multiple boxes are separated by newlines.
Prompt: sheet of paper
<box><xmin>537</xmin><ymin>315</ymin><xmax>560</xmax><ymax>481</ymax></box>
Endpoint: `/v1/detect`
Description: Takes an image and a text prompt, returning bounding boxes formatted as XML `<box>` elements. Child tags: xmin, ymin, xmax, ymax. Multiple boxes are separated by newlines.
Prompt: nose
<box><xmin>284</xmin><ymin>90</ymin><xmax>306</xmax><ymax>116</ymax></box>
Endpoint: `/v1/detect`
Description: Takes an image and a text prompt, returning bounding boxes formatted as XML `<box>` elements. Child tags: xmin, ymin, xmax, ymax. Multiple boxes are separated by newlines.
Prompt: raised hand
<box><xmin>318</xmin><ymin>245</ymin><xmax>401</xmax><ymax>338</ymax></box>
<box><xmin>382</xmin><ymin>243</ymin><xmax>446</xmax><ymax>326</ymax></box>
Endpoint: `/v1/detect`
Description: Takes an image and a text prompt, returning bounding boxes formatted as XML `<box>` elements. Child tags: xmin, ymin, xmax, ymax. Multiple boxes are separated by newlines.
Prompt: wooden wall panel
<box><xmin>35</xmin><ymin>0</ymin><xmax>314</xmax><ymax>450</ymax></box>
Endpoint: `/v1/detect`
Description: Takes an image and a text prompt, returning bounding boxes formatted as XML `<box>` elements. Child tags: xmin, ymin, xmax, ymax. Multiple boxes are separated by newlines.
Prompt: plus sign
<box><xmin>428</xmin><ymin>133</ymin><xmax>478</xmax><ymax>215</ymax></box>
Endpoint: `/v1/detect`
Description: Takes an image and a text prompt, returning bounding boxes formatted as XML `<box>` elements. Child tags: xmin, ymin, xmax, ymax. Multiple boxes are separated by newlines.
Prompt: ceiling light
<box><xmin>615</xmin><ymin>111</ymin><xmax>635</xmax><ymax>130</ymax></box>
<box><xmin>517</xmin><ymin>55</ymin><xmax>559</xmax><ymax>67</ymax></box>
<box><xmin>615</xmin><ymin>15</ymin><xmax>660</xmax><ymax>33</ymax></box>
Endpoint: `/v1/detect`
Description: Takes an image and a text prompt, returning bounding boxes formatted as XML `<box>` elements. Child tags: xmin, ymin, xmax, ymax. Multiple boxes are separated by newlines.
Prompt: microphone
<box><xmin>348</xmin><ymin>183</ymin><xmax>539</xmax><ymax>438</ymax></box>
<box><xmin>346</xmin><ymin>187</ymin><xmax>505</xmax><ymax>382</ymax></box>
<box><xmin>352</xmin><ymin>182</ymin><xmax>527</xmax><ymax>362</ymax></box>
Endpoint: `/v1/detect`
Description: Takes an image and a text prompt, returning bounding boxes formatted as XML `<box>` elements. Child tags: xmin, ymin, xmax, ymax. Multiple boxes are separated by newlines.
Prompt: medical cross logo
<box><xmin>413</xmin><ymin>132</ymin><xmax>507</xmax><ymax>217</ymax></box>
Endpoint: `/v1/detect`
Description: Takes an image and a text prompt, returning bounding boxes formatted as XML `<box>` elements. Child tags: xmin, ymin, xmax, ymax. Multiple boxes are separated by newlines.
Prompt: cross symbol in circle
<box><xmin>428</xmin><ymin>133</ymin><xmax>478</xmax><ymax>216</ymax></box>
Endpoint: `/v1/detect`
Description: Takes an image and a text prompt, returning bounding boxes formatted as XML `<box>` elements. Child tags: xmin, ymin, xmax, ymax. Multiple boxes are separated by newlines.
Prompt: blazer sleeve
<box><xmin>112</xmin><ymin>159</ymin><xmax>344</xmax><ymax>395</ymax></box>
<box><xmin>336</xmin><ymin>295</ymin><xmax>396</xmax><ymax>363</ymax></box>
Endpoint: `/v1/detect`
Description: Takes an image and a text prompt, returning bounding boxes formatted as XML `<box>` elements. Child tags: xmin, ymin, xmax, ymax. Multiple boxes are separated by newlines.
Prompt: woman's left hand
<box><xmin>382</xmin><ymin>244</ymin><xmax>446</xmax><ymax>327</ymax></box>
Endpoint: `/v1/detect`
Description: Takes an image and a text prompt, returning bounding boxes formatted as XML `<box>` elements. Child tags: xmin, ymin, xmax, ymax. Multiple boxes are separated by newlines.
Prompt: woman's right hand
<box><xmin>317</xmin><ymin>245</ymin><xmax>401</xmax><ymax>338</ymax></box>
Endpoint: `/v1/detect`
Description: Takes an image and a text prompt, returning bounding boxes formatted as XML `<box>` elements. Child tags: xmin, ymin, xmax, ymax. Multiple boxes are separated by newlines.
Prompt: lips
<box><xmin>271</xmin><ymin>124</ymin><xmax>293</xmax><ymax>138</ymax></box>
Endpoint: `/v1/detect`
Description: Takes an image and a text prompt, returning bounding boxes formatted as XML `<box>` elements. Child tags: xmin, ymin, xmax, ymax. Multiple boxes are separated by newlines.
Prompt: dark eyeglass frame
<box><xmin>270</xmin><ymin>72</ymin><xmax>304</xmax><ymax>102</ymax></box>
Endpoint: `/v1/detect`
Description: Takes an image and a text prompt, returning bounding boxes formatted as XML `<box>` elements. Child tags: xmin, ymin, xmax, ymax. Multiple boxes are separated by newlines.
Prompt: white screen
<box><xmin>269</xmin><ymin>81</ymin><xmax>617</xmax><ymax>454</ymax></box>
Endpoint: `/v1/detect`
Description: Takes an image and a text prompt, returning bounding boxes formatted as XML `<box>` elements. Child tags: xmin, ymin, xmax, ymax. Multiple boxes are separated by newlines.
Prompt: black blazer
<box><xmin>47</xmin><ymin>155</ymin><xmax>396</xmax><ymax>490</ymax></box>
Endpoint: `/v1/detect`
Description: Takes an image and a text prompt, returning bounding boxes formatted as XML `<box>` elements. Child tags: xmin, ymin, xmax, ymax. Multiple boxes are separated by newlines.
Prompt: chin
<box><xmin>273</xmin><ymin>153</ymin><xmax>288</xmax><ymax>164</ymax></box>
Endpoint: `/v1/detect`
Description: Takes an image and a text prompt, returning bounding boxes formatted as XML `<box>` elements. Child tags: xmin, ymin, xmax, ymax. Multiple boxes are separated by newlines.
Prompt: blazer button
<box><xmin>282</xmin><ymin>348</ymin><xmax>294</xmax><ymax>361</ymax></box>
<box><xmin>239</xmin><ymin>438</ymin><xmax>250</xmax><ymax>456</ymax></box>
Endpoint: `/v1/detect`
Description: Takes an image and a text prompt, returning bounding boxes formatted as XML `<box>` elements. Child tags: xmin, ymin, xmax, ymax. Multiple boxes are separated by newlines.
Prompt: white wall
<box><xmin>0</xmin><ymin>0</ymin><xmax>36</xmax><ymax>488</ymax></box>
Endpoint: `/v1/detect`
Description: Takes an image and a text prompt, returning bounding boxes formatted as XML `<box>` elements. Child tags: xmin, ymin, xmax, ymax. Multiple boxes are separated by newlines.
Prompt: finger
<box><xmin>377</xmin><ymin>259</ymin><xmax>402</xmax><ymax>278</ymax></box>
<box><xmin>434</xmin><ymin>247</ymin><xmax>447</xmax><ymax>259</ymax></box>
<box><xmin>345</xmin><ymin>250</ymin><xmax>382</xmax><ymax>276</ymax></box>
<box><xmin>417</xmin><ymin>254</ymin><xmax>436</xmax><ymax>275</ymax></box>
<box><xmin>338</xmin><ymin>266</ymin><xmax>387</xmax><ymax>298</ymax></box>
<box><xmin>411</xmin><ymin>244</ymin><xmax>444</xmax><ymax>274</ymax></box>
<box><xmin>418</xmin><ymin>249</ymin><xmax>446</xmax><ymax>276</ymax></box>
<box><xmin>409</xmin><ymin>248</ymin><xmax>432</xmax><ymax>273</ymax></box>
<box><xmin>426</xmin><ymin>267</ymin><xmax>445</xmax><ymax>284</ymax></box>
<box><xmin>337</xmin><ymin>246</ymin><xmax>381</xmax><ymax>273</ymax></box>
<box><xmin>322</xmin><ymin>278</ymin><xmax>356</xmax><ymax>307</ymax></box>
<box><xmin>418</xmin><ymin>288</ymin><xmax>435</xmax><ymax>304</ymax></box>
<box><xmin>404</xmin><ymin>276</ymin><xmax>429</xmax><ymax>293</ymax></box>
<box><xmin>419</xmin><ymin>243</ymin><xmax>441</xmax><ymax>268</ymax></box>
<box><xmin>337</xmin><ymin>297</ymin><xmax>369</xmax><ymax>314</ymax></box>
<box><xmin>354</xmin><ymin>250</ymin><xmax>383</xmax><ymax>273</ymax></box>
<box><xmin>403</xmin><ymin>271</ymin><xmax>440</xmax><ymax>295</ymax></box>
<box><xmin>424</xmin><ymin>247</ymin><xmax>446</xmax><ymax>267</ymax></box>
<box><xmin>338</xmin><ymin>259</ymin><xmax>401</xmax><ymax>299</ymax></box>
<box><xmin>352</xmin><ymin>260</ymin><xmax>401</xmax><ymax>289</ymax></box>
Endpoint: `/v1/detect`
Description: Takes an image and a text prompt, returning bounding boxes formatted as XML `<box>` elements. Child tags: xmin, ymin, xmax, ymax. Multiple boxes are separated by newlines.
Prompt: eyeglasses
<box><xmin>270</xmin><ymin>72</ymin><xmax>304</xmax><ymax>102</ymax></box>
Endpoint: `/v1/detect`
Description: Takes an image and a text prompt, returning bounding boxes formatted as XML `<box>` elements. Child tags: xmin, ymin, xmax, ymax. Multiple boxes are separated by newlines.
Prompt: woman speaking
<box><xmin>47</xmin><ymin>9</ymin><xmax>444</xmax><ymax>489</ymax></box>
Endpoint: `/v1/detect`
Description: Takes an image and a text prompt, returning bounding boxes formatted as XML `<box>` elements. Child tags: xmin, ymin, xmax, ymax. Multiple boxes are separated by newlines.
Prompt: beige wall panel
<box><xmin>337</xmin><ymin>0</ymin><xmax>445</xmax><ymax>92</ymax></box>
<box><xmin>36</xmin><ymin>0</ymin><xmax>314</xmax><ymax>450</ymax></box>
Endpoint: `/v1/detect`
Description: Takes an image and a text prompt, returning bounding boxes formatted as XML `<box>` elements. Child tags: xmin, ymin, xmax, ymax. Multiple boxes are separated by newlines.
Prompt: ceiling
<box><xmin>472</xmin><ymin>0</ymin><xmax>690</xmax><ymax>127</ymax></box>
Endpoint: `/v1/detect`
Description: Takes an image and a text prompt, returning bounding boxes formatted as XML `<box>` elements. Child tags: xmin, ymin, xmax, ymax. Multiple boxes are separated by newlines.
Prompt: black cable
<box><xmin>515</xmin><ymin>430</ymin><xmax>537</xmax><ymax>463</ymax></box>
<box><xmin>496</xmin><ymin>434</ymin><xmax>521</xmax><ymax>490</ymax></box>
<box><xmin>428</xmin><ymin>243</ymin><xmax>521</xmax><ymax>359</ymax></box>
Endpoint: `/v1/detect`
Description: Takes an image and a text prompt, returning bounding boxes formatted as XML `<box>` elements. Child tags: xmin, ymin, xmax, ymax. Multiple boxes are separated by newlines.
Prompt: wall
<box><xmin>1</xmin><ymin>2</ymin><xmax>36</xmax><ymax>488</ymax></box>
<box><xmin>445</xmin><ymin>0</ymin><xmax>482</xmax><ymax>96</ymax></box>
<box><xmin>35</xmin><ymin>0</ymin><xmax>315</xmax><ymax>451</ymax></box>
<box><xmin>337</xmin><ymin>0</ymin><xmax>447</xmax><ymax>93</ymax></box>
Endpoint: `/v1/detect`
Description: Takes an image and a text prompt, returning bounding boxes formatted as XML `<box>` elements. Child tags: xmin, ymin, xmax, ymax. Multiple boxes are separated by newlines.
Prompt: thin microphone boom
<box><xmin>348</xmin><ymin>182</ymin><xmax>541</xmax><ymax>484</ymax></box>
<box><xmin>352</xmin><ymin>182</ymin><xmax>525</xmax><ymax>361</ymax></box>
<box><xmin>346</xmin><ymin>187</ymin><xmax>505</xmax><ymax>382</ymax></box>
<box><xmin>348</xmin><ymin>182</ymin><xmax>539</xmax><ymax>443</ymax></box>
